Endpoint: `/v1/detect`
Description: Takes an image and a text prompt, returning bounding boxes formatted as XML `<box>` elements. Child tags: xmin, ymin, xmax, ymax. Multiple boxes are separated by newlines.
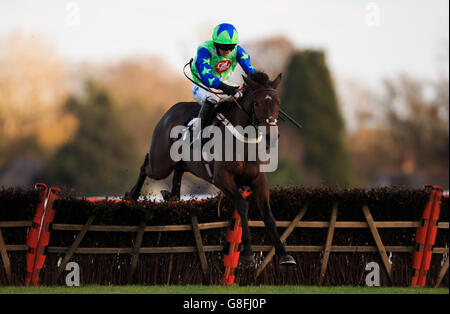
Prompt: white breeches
<box><xmin>192</xmin><ymin>84</ymin><xmax>231</xmax><ymax>105</ymax></box>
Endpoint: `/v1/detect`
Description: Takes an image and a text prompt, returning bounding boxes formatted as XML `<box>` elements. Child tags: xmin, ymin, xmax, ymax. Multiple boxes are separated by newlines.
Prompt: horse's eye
<box><xmin>253</xmin><ymin>101</ymin><xmax>258</xmax><ymax>107</ymax></box>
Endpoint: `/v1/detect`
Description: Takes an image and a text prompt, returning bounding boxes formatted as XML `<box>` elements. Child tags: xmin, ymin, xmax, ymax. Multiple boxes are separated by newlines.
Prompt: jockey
<box><xmin>189</xmin><ymin>23</ymin><xmax>256</xmax><ymax>139</ymax></box>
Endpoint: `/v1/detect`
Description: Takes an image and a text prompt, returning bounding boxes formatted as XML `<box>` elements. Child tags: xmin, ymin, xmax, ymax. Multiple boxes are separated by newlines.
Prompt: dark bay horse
<box><xmin>125</xmin><ymin>71</ymin><xmax>295</xmax><ymax>265</ymax></box>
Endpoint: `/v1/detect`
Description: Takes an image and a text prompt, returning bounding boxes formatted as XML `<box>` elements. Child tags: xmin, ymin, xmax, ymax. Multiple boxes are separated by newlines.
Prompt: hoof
<box><xmin>239</xmin><ymin>254</ymin><xmax>255</xmax><ymax>265</ymax></box>
<box><xmin>279</xmin><ymin>254</ymin><xmax>296</xmax><ymax>266</ymax></box>
<box><xmin>161</xmin><ymin>190</ymin><xmax>179</xmax><ymax>202</ymax></box>
<box><xmin>160</xmin><ymin>190</ymin><xmax>171</xmax><ymax>201</ymax></box>
<box><xmin>124</xmin><ymin>192</ymin><xmax>138</xmax><ymax>201</ymax></box>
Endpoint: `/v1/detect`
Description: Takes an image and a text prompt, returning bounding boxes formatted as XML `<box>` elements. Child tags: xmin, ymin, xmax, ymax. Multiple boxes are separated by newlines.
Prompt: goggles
<box><xmin>215</xmin><ymin>43</ymin><xmax>236</xmax><ymax>51</ymax></box>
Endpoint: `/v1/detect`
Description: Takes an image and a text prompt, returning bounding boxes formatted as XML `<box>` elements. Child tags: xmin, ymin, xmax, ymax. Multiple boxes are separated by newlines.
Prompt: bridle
<box><xmin>233</xmin><ymin>87</ymin><xmax>279</xmax><ymax>128</ymax></box>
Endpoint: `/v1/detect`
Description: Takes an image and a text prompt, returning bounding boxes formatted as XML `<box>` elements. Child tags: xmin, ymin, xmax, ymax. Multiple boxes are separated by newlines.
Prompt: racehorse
<box><xmin>125</xmin><ymin>71</ymin><xmax>296</xmax><ymax>265</ymax></box>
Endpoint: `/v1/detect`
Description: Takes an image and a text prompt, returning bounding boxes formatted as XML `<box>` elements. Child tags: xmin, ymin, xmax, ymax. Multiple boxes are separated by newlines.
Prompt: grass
<box><xmin>0</xmin><ymin>285</ymin><xmax>448</xmax><ymax>294</ymax></box>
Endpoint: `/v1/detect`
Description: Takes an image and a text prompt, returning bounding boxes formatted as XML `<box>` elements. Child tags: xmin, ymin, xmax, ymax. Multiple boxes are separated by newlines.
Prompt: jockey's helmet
<box><xmin>212</xmin><ymin>23</ymin><xmax>239</xmax><ymax>46</ymax></box>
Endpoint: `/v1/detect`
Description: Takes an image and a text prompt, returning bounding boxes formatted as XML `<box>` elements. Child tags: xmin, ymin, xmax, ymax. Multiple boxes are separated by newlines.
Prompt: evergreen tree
<box><xmin>280</xmin><ymin>50</ymin><xmax>353</xmax><ymax>187</ymax></box>
<box><xmin>36</xmin><ymin>81</ymin><xmax>140</xmax><ymax>195</ymax></box>
<box><xmin>267</xmin><ymin>157</ymin><xmax>307</xmax><ymax>187</ymax></box>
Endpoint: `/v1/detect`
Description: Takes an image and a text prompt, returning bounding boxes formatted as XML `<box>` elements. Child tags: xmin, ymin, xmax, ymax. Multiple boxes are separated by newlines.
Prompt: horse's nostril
<box><xmin>265</xmin><ymin>117</ymin><xmax>277</xmax><ymax>126</ymax></box>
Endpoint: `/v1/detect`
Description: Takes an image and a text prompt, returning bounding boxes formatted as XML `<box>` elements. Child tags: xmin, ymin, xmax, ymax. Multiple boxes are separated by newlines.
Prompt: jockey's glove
<box><xmin>218</xmin><ymin>82</ymin><xmax>239</xmax><ymax>96</ymax></box>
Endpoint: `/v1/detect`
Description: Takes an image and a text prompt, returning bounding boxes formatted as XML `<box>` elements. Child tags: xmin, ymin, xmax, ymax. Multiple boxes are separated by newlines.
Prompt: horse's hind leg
<box><xmin>124</xmin><ymin>153</ymin><xmax>149</xmax><ymax>200</ymax></box>
<box><xmin>171</xmin><ymin>164</ymin><xmax>184</xmax><ymax>199</ymax></box>
<box><xmin>161</xmin><ymin>163</ymin><xmax>184</xmax><ymax>201</ymax></box>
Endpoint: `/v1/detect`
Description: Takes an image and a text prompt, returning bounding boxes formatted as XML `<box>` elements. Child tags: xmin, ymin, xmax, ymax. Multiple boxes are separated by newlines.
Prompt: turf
<box><xmin>0</xmin><ymin>285</ymin><xmax>448</xmax><ymax>294</ymax></box>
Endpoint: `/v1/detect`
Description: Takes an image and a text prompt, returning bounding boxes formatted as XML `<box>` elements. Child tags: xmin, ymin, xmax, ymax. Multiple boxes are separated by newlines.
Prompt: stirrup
<box><xmin>187</xmin><ymin>117</ymin><xmax>200</xmax><ymax>128</ymax></box>
<box><xmin>188</xmin><ymin>117</ymin><xmax>205</xmax><ymax>146</ymax></box>
<box><xmin>190</xmin><ymin>130</ymin><xmax>201</xmax><ymax>146</ymax></box>
<box><xmin>182</xmin><ymin>118</ymin><xmax>199</xmax><ymax>142</ymax></box>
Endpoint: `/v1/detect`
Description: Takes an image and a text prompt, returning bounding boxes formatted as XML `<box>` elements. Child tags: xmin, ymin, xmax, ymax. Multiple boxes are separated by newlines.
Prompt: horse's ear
<box><xmin>242</xmin><ymin>74</ymin><xmax>262</xmax><ymax>90</ymax></box>
<box><xmin>269</xmin><ymin>73</ymin><xmax>282</xmax><ymax>89</ymax></box>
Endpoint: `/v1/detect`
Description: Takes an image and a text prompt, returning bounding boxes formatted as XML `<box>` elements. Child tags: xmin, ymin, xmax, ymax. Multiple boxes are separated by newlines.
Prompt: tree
<box><xmin>267</xmin><ymin>157</ymin><xmax>307</xmax><ymax>187</ymax></box>
<box><xmin>280</xmin><ymin>50</ymin><xmax>353</xmax><ymax>187</ymax></box>
<box><xmin>35</xmin><ymin>81</ymin><xmax>141</xmax><ymax>196</ymax></box>
<box><xmin>344</xmin><ymin>73</ymin><xmax>449</xmax><ymax>189</ymax></box>
<box><xmin>243</xmin><ymin>35</ymin><xmax>295</xmax><ymax>79</ymax></box>
<box><xmin>0</xmin><ymin>32</ymin><xmax>77</xmax><ymax>164</ymax></box>
<box><xmin>380</xmin><ymin>74</ymin><xmax>449</xmax><ymax>187</ymax></box>
<box><xmin>79</xmin><ymin>57</ymin><xmax>192</xmax><ymax>159</ymax></box>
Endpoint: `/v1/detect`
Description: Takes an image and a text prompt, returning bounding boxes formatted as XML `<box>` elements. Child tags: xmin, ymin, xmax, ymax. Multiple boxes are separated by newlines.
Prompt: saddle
<box><xmin>187</xmin><ymin>101</ymin><xmax>229</xmax><ymax>126</ymax></box>
<box><xmin>183</xmin><ymin>101</ymin><xmax>230</xmax><ymax>141</ymax></box>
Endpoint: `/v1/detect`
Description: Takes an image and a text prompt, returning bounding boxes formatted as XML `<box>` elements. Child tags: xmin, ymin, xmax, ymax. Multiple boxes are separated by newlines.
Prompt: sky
<box><xmin>0</xmin><ymin>0</ymin><xmax>449</xmax><ymax>88</ymax></box>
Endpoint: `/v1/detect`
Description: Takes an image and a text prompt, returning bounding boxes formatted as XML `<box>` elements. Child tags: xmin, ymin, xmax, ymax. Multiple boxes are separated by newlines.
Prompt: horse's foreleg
<box><xmin>251</xmin><ymin>173</ymin><xmax>296</xmax><ymax>265</ymax></box>
<box><xmin>233</xmin><ymin>194</ymin><xmax>253</xmax><ymax>263</ymax></box>
<box><xmin>214</xmin><ymin>170</ymin><xmax>254</xmax><ymax>264</ymax></box>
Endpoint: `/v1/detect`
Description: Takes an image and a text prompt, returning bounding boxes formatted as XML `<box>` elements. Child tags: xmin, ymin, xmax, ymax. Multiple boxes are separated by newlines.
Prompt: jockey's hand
<box><xmin>218</xmin><ymin>82</ymin><xmax>239</xmax><ymax>96</ymax></box>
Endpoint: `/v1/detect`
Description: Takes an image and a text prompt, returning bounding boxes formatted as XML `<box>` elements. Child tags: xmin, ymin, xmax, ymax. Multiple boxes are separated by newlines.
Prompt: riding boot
<box><xmin>191</xmin><ymin>98</ymin><xmax>217</xmax><ymax>145</ymax></box>
<box><xmin>198</xmin><ymin>97</ymin><xmax>217</xmax><ymax>127</ymax></box>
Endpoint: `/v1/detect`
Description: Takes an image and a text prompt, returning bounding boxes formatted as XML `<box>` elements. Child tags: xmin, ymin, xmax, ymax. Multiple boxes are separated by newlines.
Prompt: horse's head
<box><xmin>242</xmin><ymin>72</ymin><xmax>282</xmax><ymax>149</ymax></box>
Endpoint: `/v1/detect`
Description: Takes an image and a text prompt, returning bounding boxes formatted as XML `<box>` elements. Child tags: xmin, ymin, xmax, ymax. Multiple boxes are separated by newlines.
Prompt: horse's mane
<box><xmin>245</xmin><ymin>70</ymin><xmax>270</xmax><ymax>88</ymax></box>
<box><xmin>241</xmin><ymin>70</ymin><xmax>271</xmax><ymax>99</ymax></box>
<box><xmin>215</xmin><ymin>70</ymin><xmax>269</xmax><ymax>116</ymax></box>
